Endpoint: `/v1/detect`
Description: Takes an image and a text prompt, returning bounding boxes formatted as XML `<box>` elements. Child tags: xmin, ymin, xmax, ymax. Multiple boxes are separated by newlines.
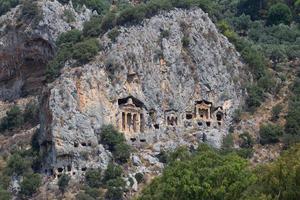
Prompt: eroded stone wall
<box><xmin>40</xmin><ymin>8</ymin><xmax>249</xmax><ymax>177</ymax></box>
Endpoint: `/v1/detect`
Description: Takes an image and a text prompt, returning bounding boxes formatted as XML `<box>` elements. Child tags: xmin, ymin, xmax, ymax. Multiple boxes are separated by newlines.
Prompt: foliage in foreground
<box><xmin>138</xmin><ymin>145</ymin><xmax>256</xmax><ymax>200</ymax></box>
<box><xmin>242</xmin><ymin>143</ymin><xmax>300</xmax><ymax>200</ymax></box>
<box><xmin>139</xmin><ymin>143</ymin><xmax>300</xmax><ymax>200</ymax></box>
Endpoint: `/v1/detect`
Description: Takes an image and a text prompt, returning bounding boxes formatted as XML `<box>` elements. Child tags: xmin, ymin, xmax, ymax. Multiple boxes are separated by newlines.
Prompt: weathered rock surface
<box><xmin>39</xmin><ymin>8</ymin><xmax>249</xmax><ymax>180</ymax></box>
<box><xmin>0</xmin><ymin>0</ymin><xmax>92</xmax><ymax>101</ymax></box>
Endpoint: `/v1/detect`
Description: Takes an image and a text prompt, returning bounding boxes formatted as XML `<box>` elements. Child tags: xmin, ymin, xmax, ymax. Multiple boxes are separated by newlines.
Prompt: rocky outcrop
<box><xmin>39</xmin><ymin>8</ymin><xmax>249</xmax><ymax>179</ymax></box>
<box><xmin>0</xmin><ymin>0</ymin><xmax>92</xmax><ymax>101</ymax></box>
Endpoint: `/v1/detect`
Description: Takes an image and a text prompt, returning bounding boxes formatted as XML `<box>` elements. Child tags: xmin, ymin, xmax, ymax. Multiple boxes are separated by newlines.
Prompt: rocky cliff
<box><xmin>0</xmin><ymin>0</ymin><xmax>91</xmax><ymax>101</ymax></box>
<box><xmin>39</xmin><ymin>8</ymin><xmax>249</xmax><ymax>181</ymax></box>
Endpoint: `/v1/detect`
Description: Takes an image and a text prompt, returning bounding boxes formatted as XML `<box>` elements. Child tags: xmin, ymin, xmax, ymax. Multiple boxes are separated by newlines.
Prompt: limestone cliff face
<box><xmin>0</xmin><ymin>0</ymin><xmax>91</xmax><ymax>101</ymax></box>
<box><xmin>40</xmin><ymin>8</ymin><xmax>249</xmax><ymax>177</ymax></box>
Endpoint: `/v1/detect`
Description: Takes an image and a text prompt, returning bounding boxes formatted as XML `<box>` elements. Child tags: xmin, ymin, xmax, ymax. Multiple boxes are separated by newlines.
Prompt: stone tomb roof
<box><xmin>118</xmin><ymin>96</ymin><xmax>147</xmax><ymax>110</ymax></box>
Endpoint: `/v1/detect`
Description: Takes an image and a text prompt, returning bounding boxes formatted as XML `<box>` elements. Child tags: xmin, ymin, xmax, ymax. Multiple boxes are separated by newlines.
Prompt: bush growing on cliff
<box><xmin>102</xmin><ymin>163</ymin><xmax>123</xmax><ymax>185</ymax></box>
<box><xmin>0</xmin><ymin>0</ymin><xmax>19</xmax><ymax>15</ymax></box>
<box><xmin>58</xmin><ymin>174</ymin><xmax>70</xmax><ymax>193</ymax></box>
<box><xmin>0</xmin><ymin>105</ymin><xmax>24</xmax><ymax>132</ymax></box>
<box><xmin>245</xmin><ymin>85</ymin><xmax>264</xmax><ymax>112</ymax></box>
<box><xmin>19</xmin><ymin>173</ymin><xmax>41</xmax><ymax>197</ymax></box>
<box><xmin>56</xmin><ymin>29</ymin><xmax>83</xmax><ymax>47</ymax></box>
<box><xmin>267</xmin><ymin>3</ymin><xmax>292</xmax><ymax>26</ymax></box>
<box><xmin>72</xmin><ymin>38</ymin><xmax>100</xmax><ymax>63</ymax></box>
<box><xmin>105</xmin><ymin>177</ymin><xmax>125</xmax><ymax>200</ymax></box>
<box><xmin>100</xmin><ymin>125</ymin><xmax>125</xmax><ymax>151</ymax></box>
<box><xmin>83</xmin><ymin>16</ymin><xmax>103</xmax><ymax>37</ymax></box>
<box><xmin>85</xmin><ymin>168</ymin><xmax>102</xmax><ymax>188</ymax></box>
<box><xmin>46</xmin><ymin>36</ymin><xmax>99</xmax><ymax>81</ymax></box>
<box><xmin>113</xmin><ymin>143</ymin><xmax>131</xmax><ymax>164</ymax></box>
<box><xmin>20</xmin><ymin>0</ymin><xmax>40</xmax><ymax>21</ymax></box>
<box><xmin>24</xmin><ymin>101</ymin><xmax>39</xmax><ymax>125</ymax></box>
<box><xmin>259</xmin><ymin>123</ymin><xmax>284</xmax><ymax>145</ymax></box>
<box><xmin>107</xmin><ymin>28</ymin><xmax>120</xmax><ymax>42</ymax></box>
<box><xmin>181</xmin><ymin>36</ymin><xmax>190</xmax><ymax>48</ymax></box>
<box><xmin>99</xmin><ymin>125</ymin><xmax>131</xmax><ymax>163</ymax></box>
<box><xmin>271</xmin><ymin>104</ymin><xmax>283</xmax><ymax>121</ymax></box>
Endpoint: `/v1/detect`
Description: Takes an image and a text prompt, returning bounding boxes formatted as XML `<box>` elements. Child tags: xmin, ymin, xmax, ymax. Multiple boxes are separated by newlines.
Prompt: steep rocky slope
<box><xmin>39</xmin><ymin>8</ymin><xmax>249</xmax><ymax>184</ymax></box>
<box><xmin>0</xmin><ymin>0</ymin><xmax>91</xmax><ymax>100</ymax></box>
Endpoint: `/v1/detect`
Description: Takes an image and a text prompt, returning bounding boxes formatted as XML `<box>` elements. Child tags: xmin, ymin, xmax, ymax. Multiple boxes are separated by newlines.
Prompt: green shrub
<box><xmin>161</xmin><ymin>29</ymin><xmax>170</xmax><ymax>38</ymax></box>
<box><xmin>56</xmin><ymin>29</ymin><xmax>82</xmax><ymax>47</ymax></box>
<box><xmin>5</xmin><ymin>153</ymin><xmax>30</xmax><ymax>176</ymax></box>
<box><xmin>24</xmin><ymin>101</ymin><xmax>39</xmax><ymax>125</ymax></box>
<box><xmin>83</xmin><ymin>16</ymin><xmax>102</xmax><ymax>37</ymax></box>
<box><xmin>241</xmin><ymin>47</ymin><xmax>266</xmax><ymax>80</ymax></box>
<box><xmin>100</xmin><ymin>125</ymin><xmax>126</xmax><ymax>151</ymax></box>
<box><xmin>167</xmin><ymin>146</ymin><xmax>191</xmax><ymax>163</ymax></box>
<box><xmin>113</xmin><ymin>143</ymin><xmax>131</xmax><ymax>164</ymax></box>
<box><xmin>85</xmin><ymin>168</ymin><xmax>102</xmax><ymax>188</ymax></box>
<box><xmin>181</xmin><ymin>36</ymin><xmax>190</xmax><ymax>48</ymax></box>
<box><xmin>239</xmin><ymin>132</ymin><xmax>254</xmax><ymax>149</ymax></box>
<box><xmin>72</xmin><ymin>38</ymin><xmax>100</xmax><ymax>63</ymax></box>
<box><xmin>257</xmin><ymin>73</ymin><xmax>275</xmax><ymax>93</ymax></box>
<box><xmin>156</xmin><ymin>151</ymin><xmax>168</xmax><ymax>163</ymax></box>
<box><xmin>63</xmin><ymin>9</ymin><xmax>75</xmax><ymax>23</ymax></box>
<box><xmin>20</xmin><ymin>173</ymin><xmax>41</xmax><ymax>197</ymax></box>
<box><xmin>105</xmin><ymin>177</ymin><xmax>125</xmax><ymax>200</ymax></box>
<box><xmin>233</xmin><ymin>108</ymin><xmax>242</xmax><ymax>123</ymax></box>
<box><xmin>20</xmin><ymin>0</ymin><xmax>39</xmax><ymax>20</ymax></box>
<box><xmin>236</xmin><ymin>148</ymin><xmax>253</xmax><ymax>159</ymax></box>
<box><xmin>259</xmin><ymin>123</ymin><xmax>283</xmax><ymax>145</ymax></box>
<box><xmin>0</xmin><ymin>0</ymin><xmax>19</xmax><ymax>15</ymax></box>
<box><xmin>100</xmin><ymin>11</ymin><xmax>117</xmax><ymax>33</ymax></box>
<box><xmin>282</xmin><ymin>133</ymin><xmax>300</xmax><ymax>147</ymax></box>
<box><xmin>103</xmin><ymin>163</ymin><xmax>123</xmax><ymax>185</ymax></box>
<box><xmin>0</xmin><ymin>186</ymin><xmax>11</xmax><ymax>200</ymax></box>
<box><xmin>58</xmin><ymin>174</ymin><xmax>70</xmax><ymax>193</ymax></box>
<box><xmin>237</xmin><ymin>0</ymin><xmax>265</xmax><ymax>20</ymax></box>
<box><xmin>135</xmin><ymin>173</ymin><xmax>144</xmax><ymax>184</ymax></box>
<box><xmin>246</xmin><ymin>85</ymin><xmax>264</xmax><ymax>112</ymax></box>
<box><xmin>107</xmin><ymin>28</ymin><xmax>120</xmax><ymax>42</ymax></box>
<box><xmin>267</xmin><ymin>3</ymin><xmax>292</xmax><ymax>26</ymax></box>
<box><xmin>0</xmin><ymin>105</ymin><xmax>24</xmax><ymax>132</ymax></box>
<box><xmin>222</xmin><ymin>133</ymin><xmax>234</xmax><ymax>151</ymax></box>
<box><xmin>271</xmin><ymin>104</ymin><xmax>283</xmax><ymax>121</ymax></box>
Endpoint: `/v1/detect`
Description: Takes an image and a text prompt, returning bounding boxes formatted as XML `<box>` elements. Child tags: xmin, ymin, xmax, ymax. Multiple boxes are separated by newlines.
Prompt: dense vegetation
<box><xmin>0</xmin><ymin>130</ymin><xmax>42</xmax><ymax>199</ymax></box>
<box><xmin>0</xmin><ymin>101</ymin><xmax>39</xmax><ymax>134</ymax></box>
<box><xmin>139</xmin><ymin>144</ymin><xmax>300</xmax><ymax>200</ymax></box>
<box><xmin>284</xmin><ymin>72</ymin><xmax>300</xmax><ymax>145</ymax></box>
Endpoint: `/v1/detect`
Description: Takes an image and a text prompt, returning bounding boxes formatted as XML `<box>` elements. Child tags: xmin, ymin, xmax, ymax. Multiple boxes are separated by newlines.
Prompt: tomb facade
<box><xmin>165</xmin><ymin>109</ymin><xmax>179</xmax><ymax>127</ymax></box>
<box><xmin>195</xmin><ymin>100</ymin><xmax>213</xmax><ymax>121</ymax></box>
<box><xmin>118</xmin><ymin>96</ymin><xmax>146</xmax><ymax>138</ymax></box>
